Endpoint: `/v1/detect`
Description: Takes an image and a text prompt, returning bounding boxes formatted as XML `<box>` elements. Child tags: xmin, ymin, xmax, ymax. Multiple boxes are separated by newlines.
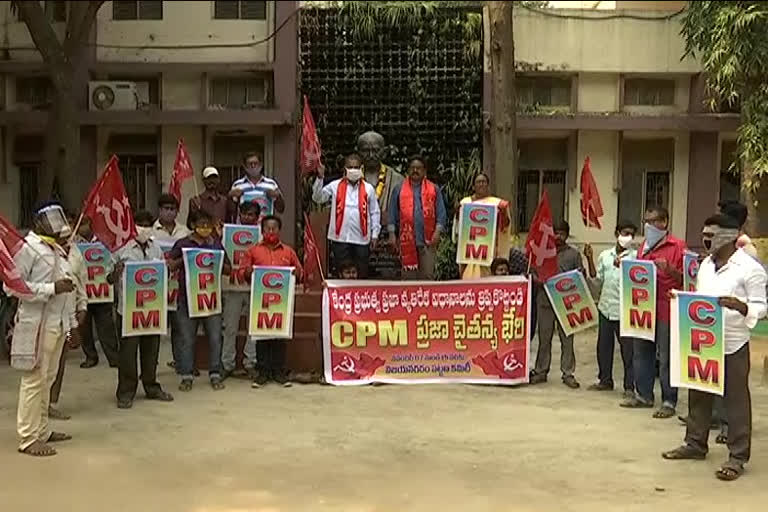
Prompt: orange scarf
<box><xmin>400</xmin><ymin>178</ymin><xmax>437</xmax><ymax>270</ymax></box>
<box><xmin>336</xmin><ymin>179</ymin><xmax>368</xmax><ymax>238</ymax></box>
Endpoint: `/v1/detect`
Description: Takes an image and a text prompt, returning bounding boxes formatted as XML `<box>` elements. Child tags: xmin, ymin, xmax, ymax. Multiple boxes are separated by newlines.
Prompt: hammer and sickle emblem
<box><xmin>531</xmin><ymin>223</ymin><xmax>557</xmax><ymax>266</ymax></box>
<box><xmin>96</xmin><ymin>196</ymin><xmax>132</xmax><ymax>247</ymax></box>
<box><xmin>333</xmin><ymin>356</ymin><xmax>356</xmax><ymax>374</ymax></box>
<box><xmin>503</xmin><ymin>354</ymin><xmax>522</xmax><ymax>373</ymax></box>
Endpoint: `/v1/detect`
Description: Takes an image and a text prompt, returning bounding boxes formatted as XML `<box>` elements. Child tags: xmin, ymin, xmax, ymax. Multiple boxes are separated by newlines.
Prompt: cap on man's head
<box><xmin>202</xmin><ymin>166</ymin><xmax>219</xmax><ymax>179</ymax></box>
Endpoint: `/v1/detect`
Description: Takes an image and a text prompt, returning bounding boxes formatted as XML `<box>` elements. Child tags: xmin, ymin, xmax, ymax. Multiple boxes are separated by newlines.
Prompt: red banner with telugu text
<box><xmin>322</xmin><ymin>278</ymin><xmax>531</xmax><ymax>385</ymax></box>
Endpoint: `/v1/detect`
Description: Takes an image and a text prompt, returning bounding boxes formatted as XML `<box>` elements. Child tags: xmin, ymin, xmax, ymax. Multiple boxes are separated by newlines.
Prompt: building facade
<box><xmin>485</xmin><ymin>3</ymin><xmax>739</xmax><ymax>252</ymax></box>
<box><xmin>0</xmin><ymin>0</ymin><xmax>299</xmax><ymax>241</ymax></box>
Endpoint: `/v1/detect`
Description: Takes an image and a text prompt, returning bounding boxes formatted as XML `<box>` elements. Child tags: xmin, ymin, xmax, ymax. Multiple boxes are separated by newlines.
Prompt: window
<box><xmin>517</xmin><ymin>139</ymin><xmax>568</xmax><ymax>230</ymax></box>
<box><xmin>214</xmin><ymin>1</ymin><xmax>267</xmax><ymax>20</ymax></box>
<box><xmin>108</xmin><ymin>134</ymin><xmax>159</xmax><ymax>211</ymax></box>
<box><xmin>213</xmin><ymin>135</ymin><xmax>265</xmax><ymax>190</ymax></box>
<box><xmin>618</xmin><ymin>139</ymin><xmax>674</xmax><ymax>227</ymax></box>
<box><xmin>720</xmin><ymin>140</ymin><xmax>741</xmax><ymax>202</ymax></box>
<box><xmin>624</xmin><ymin>78</ymin><xmax>675</xmax><ymax>106</ymax></box>
<box><xmin>209</xmin><ymin>77</ymin><xmax>269</xmax><ymax>109</ymax></box>
<box><xmin>517</xmin><ymin>76</ymin><xmax>571</xmax><ymax>109</ymax></box>
<box><xmin>113</xmin><ymin>1</ymin><xmax>163</xmax><ymax>20</ymax></box>
<box><xmin>15</xmin><ymin>76</ymin><xmax>52</xmax><ymax>108</ymax></box>
<box><xmin>46</xmin><ymin>1</ymin><xmax>67</xmax><ymax>22</ymax></box>
<box><xmin>18</xmin><ymin>164</ymin><xmax>40</xmax><ymax>228</ymax></box>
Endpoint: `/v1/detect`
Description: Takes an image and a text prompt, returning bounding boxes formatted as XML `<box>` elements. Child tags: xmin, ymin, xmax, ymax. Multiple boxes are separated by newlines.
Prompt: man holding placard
<box><xmin>229</xmin><ymin>151</ymin><xmax>285</xmax><ymax>222</ymax></box>
<box><xmin>108</xmin><ymin>211</ymin><xmax>173</xmax><ymax>409</ymax></box>
<box><xmin>663</xmin><ymin>214</ymin><xmax>766</xmax><ymax>481</ymax></box>
<box><xmin>167</xmin><ymin>210</ymin><xmax>230</xmax><ymax>392</ymax></box>
<box><xmin>621</xmin><ymin>207</ymin><xmax>686</xmax><ymax>419</ymax></box>
<box><xmin>221</xmin><ymin>201</ymin><xmax>261</xmax><ymax>380</ymax></box>
<box><xmin>237</xmin><ymin>215</ymin><xmax>302</xmax><ymax>388</ymax></box>
<box><xmin>583</xmin><ymin>221</ymin><xmax>637</xmax><ymax>396</ymax></box>
<box><xmin>530</xmin><ymin>221</ymin><xmax>585</xmax><ymax>389</ymax></box>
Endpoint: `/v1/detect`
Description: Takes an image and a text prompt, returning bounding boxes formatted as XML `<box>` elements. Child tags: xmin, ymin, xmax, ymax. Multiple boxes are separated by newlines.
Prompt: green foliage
<box><xmin>435</xmin><ymin>236</ymin><xmax>460</xmax><ymax>281</ymax></box>
<box><xmin>681</xmin><ymin>1</ymin><xmax>768</xmax><ymax>189</ymax></box>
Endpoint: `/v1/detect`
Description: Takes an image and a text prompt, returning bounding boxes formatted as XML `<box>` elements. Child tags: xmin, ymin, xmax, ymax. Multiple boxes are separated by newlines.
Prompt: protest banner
<box><xmin>242</xmin><ymin>189</ymin><xmax>274</xmax><ymax>219</ymax></box>
<box><xmin>121</xmin><ymin>261</ymin><xmax>168</xmax><ymax>337</ymax></box>
<box><xmin>683</xmin><ymin>251</ymin><xmax>700</xmax><ymax>292</ymax></box>
<box><xmin>249</xmin><ymin>266</ymin><xmax>296</xmax><ymax>339</ymax></box>
<box><xmin>543</xmin><ymin>270</ymin><xmax>598</xmax><ymax>336</ymax></box>
<box><xmin>456</xmin><ymin>202</ymin><xmax>498</xmax><ymax>266</ymax></box>
<box><xmin>619</xmin><ymin>259</ymin><xmax>657</xmax><ymax>341</ymax></box>
<box><xmin>76</xmin><ymin>242</ymin><xmax>113</xmax><ymax>303</ymax></box>
<box><xmin>182</xmin><ymin>248</ymin><xmax>224</xmax><ymax>317</ymax></box>
<box><xmin>322</xmin><ymin>278</ymin><xmax>530</xmax><ymax>385</ymax></box>
<box><xmin>222</xmin><ymin>224</ymin><xmax>261</xmax><ymax>291</ymax></box>
<box><xmin>156</xmin><ymin>241</ymin><xmax>179</xmax><ymax>311</ymax></box>
<box><xmin>670</xmin><ymin>292</ymin><xmax>725</xmax><ymax>396</ymax></box>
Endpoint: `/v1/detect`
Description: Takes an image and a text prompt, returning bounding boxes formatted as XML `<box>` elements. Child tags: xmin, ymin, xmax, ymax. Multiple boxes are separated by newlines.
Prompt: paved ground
<box><xmin>1</xmin><ymin>334</ymin><xmax>768</xmax><ymax>512</ymax></box>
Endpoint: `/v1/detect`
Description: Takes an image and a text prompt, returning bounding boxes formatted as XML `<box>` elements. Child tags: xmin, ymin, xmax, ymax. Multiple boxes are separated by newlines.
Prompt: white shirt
<box><xmin>112</xmin><ymin>239</ymin><xmax>165</xmax><ymax>311</ymax></box>
<box><xmin>5</xmin><ymin>232</ymin><xmax>77</xmax><ymax>333</ymax></box>
<box><xmin>696</xmin><ymin>248</ymin><xmax>768</xmax><ymax>354</ymax></box>
<box><xmin>152</xmin><ymin>220</ymin><xmax>190</xmax><ymax>243</ymax></box>
<box><xmin>312</xmin><ymin>177</ymin><xmax>381</xmax><ymax>245</ymax></box>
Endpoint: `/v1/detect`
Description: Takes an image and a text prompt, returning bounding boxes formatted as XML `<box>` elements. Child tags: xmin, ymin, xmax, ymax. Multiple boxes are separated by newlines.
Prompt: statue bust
<box><xmin>356</xmin><ymin>131</ymin><xmax>404</xmax><ymax>220</ymax></box>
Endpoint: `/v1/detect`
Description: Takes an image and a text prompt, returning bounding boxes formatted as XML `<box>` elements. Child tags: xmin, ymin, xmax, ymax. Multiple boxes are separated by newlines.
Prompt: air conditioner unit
<box><xmin>88</xmin><ymin>81</ymin><xmax>139</xmax><ymax>111</ymax></box>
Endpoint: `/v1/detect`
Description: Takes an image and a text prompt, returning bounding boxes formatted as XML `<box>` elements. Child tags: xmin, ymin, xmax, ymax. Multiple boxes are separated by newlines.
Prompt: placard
<box><xmin>121</xmin><ymin>261</ymin><xmax>168</xmax><ymax>337</ymax></box>
<box><xmin>619</xmin><ymin>259</ymin><xmax>657</xmax><ymax>341</ymax></box>
<box><xmin>76</xmin><ymin>242</ymin><xmax>113</xmax><ymax>303</ymax></box>
<box><xmin>543</xmin><ymin>270</ymin><xmax>599</xmax><ymax>336</ymax></box>
<box><xmin>182</xmin><ymin>248</ymin><xmax>224</xmax><ymax>317</ymax></box>
<box><xmin>248</xmin><ymin>266</ymin><xmax>296</xmax><ymax>339</ymax></box>
<box><xmin>456</xmin><ymin>202</ymin><xmax>498</xmax><ymax>266</ymax></box>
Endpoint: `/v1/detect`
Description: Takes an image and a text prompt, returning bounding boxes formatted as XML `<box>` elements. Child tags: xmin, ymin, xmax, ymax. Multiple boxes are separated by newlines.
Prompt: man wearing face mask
<box><xmin>229</xmin><ymin>151</ymin><xmax>285</xmax><ymax>221</ymax></box>
<box><xmin>662</xmin><ymin>214</ymin><xmax>767</xmax><ymax>481</ymax></box>
<box><xmin>153</xmin><ymin>194</ymin><xmax>190</xmax><ymax>244</ymax></box>
<box><xmin>621</xmin><ymin>206</ymin><xmax>686</xmax><ymax>419</ymax></box>
<box><xmin>583</xmin><ymin>221</ymin><xmax>637</xmax><ymax>396</ymax></box>
<box><xmin>108</xmin><ymin>211</ymin><xmax>174</xmax><ymax>409</ymax></box>
<box><xmin>167</xmin><ymin>209</ymin><xmax>231</xmax><ymax>392</ymax></box>
<box><xmin>387</xmin><ymin>155</ymin><xmax>447</xmax><ymax>279</ymax></box>
<box><xmin>8</xmin><ymin>201</ymin><xmax>78</xmax><ymax>456</ymax></box>
<box><xmin>188</xmin><ymin>166</ymin><xmax>235</xmax><ymax>230</ymax></box>
<box><xmin>238</xmin><ymin>215</ymin><xmax>302</xmax><ymax>387</ymax></box>
<box><xmin>312</xmin><ymin>153</ymin><xmax>382</xmax><ymax>278</ymax></box>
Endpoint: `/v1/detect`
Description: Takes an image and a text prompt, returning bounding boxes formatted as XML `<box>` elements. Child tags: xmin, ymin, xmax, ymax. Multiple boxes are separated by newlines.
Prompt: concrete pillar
<box><xmin>685</xmin><ymin>132</ymin><xmax>719</xmax><ymax>248</ymax></box>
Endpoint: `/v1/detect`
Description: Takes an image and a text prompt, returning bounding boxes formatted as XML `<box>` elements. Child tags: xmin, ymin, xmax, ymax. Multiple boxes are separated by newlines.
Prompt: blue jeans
<box><xmin>632</xmin><ymin>319</ymin><xmax>677</xmax><ymax>407</ymax></box>
<box><xmin>176</xmin><ymin>299</ymin><xmax>223</xmax><ymax>380</ymax></box>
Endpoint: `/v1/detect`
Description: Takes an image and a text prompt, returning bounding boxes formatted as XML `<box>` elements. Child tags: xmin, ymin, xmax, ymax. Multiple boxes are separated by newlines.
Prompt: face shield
<box><xmin>36</xmin><ymin>205</ymin><xmax>70</xmax><ymax>237</ymax></box>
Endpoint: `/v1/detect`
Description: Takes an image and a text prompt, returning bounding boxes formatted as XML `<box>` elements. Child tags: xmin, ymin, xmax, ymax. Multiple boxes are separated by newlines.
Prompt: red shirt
<box><xmin>637</xmin><ymin>234</ymin><xmax>686</xmax><ymax>323</ymax></box>
<box><xmin>238</xmin><ymin>241</ymin><xmax>303</xmax><ymax>282</ymax></box>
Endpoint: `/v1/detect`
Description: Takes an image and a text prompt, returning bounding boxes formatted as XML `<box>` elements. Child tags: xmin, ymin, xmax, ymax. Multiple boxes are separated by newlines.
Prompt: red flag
<box><xmin>168</xmin><ymin>138</ymin><xmax>194</xmax><ymax>203</ymax></box>
<box><xmin>525</xmin><ymin>190</ymin><xmax>558</xmax><ymax>281</ymax></box>
<box><xmin>303</xmin><ymin>213</ymin><xmax>323</xmax><ymax>285</ymax></box>
<box><xmin>300</xmin><ymin>95</ymin><xmax>322</xmax><ymax>175</ymax></box>
<box><xmin>0</xmin><ymin>215</ymin><xmax>32</xmax><ymax>297</ymax></box>
<box><xmin>580</xmin><ymin>156</ymin><xmax>604</xmax><ymax>229</ymax></box>
<box><xmin>83</xmin><ymin>156</ymin><xmax>137</xmax><ymax>252</ymax></box>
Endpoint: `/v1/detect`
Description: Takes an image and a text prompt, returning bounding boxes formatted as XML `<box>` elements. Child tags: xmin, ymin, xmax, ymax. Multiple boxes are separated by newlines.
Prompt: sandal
<box><xmin>662</xmin><ymin>445</ymin><xmax>706</xmax><ymax>460</ymax></box>
<box><xmin>19</xmin><ymin>440</ymin><xmax>56</xmax><ymax>457</ymax></box>
<box><xmin>620</xmin><ymin>397</ymin><xmax>653</xmax><ymax>409</ymax></box>
<box><xmin>653</xmin><ymin>406</ymin><xmax>676</xmax><ymax>419</ymax></box>
<box><xmin>179</xmin><ymin>379</ymin><xmax>193</xmax><ymax>392</ymax></box>
<box><xmin>48</xmin><ymin>406</ymin><xmax>71</xmax><ymax>421</ymax></box>
<box><xmin>47</xmin><ymin>432</ymin><xmax>72</xmax><ymax>443</ymax></box>
<box><xmin>210</xmin><ymin>377</ymin><xmax>225</xmax><ymax>391</ymax></box>
<box><xmin>715</xmin><ymin>462</ymin><xmax>744</xmax><ymax>481</ymax></box>
<box><xmin>146</xmin><ymin>390</ymin><xmax>174</xmax><ymax>402</ymax></box>
<box><xmin>716</xmin><ymin>426</ymin><xmax>728</xmax><ymax>445</ymax></box>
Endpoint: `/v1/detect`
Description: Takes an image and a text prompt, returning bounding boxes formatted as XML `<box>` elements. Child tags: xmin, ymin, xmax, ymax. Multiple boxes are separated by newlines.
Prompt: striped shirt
<box><xmin>230</xmin><ymin>175</ymin><xmax>281</xmax><ymax>221</ymax></box>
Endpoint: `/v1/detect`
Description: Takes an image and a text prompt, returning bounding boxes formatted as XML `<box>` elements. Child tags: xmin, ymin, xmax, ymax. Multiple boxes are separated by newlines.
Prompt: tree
<box><xmin>12</xmin><ymin>1</ymin><xmax>106</xmax><ymax>209</ymax></box>
<box><xmin>681</xmin><ymin>1</ymin><xmax>768</xmax><ymax>235</ymax></box>
<box><xmin>487</xmin><ymin>1</ymin><xmax>517</xmax><ymax>234</ymax></box>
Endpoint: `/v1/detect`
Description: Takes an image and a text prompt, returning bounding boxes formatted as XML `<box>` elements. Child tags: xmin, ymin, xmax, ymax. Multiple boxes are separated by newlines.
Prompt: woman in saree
<box><xmin>453</xmin><ymin>173</ymin><xmax>512</xmax><ymax>279</ymax></box>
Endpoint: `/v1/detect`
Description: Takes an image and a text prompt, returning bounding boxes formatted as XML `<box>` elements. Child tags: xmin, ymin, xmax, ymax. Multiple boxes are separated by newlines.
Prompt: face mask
<box><xmin>263</xmin><ymin>232</ymin><xmax>280</xmax><ymax>245</ymax></box>
<box><xmin>617</xmin><ymin>234</ymin><xmax>633</xmax><ymax>249</ymax></box>
<box><xmin>245</xmin><ymin>165</ymin><xmax>262</xmax><ymax>178</ymax></box>
<box><xmin>702</xmin><ymin>227</ymin><xmax>739</xmax><ymax>255</ymax></box>
<box><xmin>346</xmin><ymin>168</ymin><xmax>363</xmax><ymax>183</ymax></box>
<box><xmin>135</xmin><ymin>227</ymin><xmax>151</xmax><ymax>244</ymax></box>
<box><xmin>644</xmin><ymin>223</ymin><xmax>666</xmax><ymax>250</ymax></box>
<box><xmin>195</xmin><ymin>227</ymin><xmax>212</xmax><ymax>239</ymax></box>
